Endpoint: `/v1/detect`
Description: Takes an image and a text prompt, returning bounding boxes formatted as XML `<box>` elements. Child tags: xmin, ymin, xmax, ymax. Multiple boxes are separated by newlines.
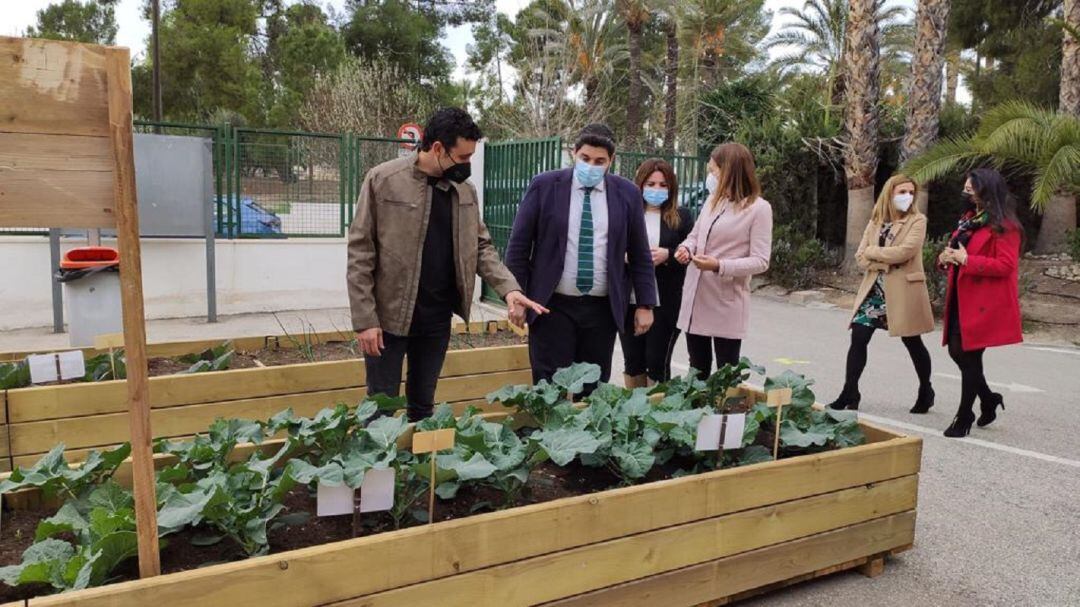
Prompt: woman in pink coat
<box><xmin>675</xmin><ymin>143</ymin><xmax>773</xmax><ymax>375</ymax></box>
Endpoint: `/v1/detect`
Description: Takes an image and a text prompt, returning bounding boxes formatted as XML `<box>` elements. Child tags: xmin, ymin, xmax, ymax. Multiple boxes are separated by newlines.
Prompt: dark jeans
<box><xmin>364</xmin><ymin>330</ymin><xmax>451</xmax><ymax>422</ymax></box>
<box><xmin>529</xmin><ymin>294</ymin><xmax>617</xmax><ymax>393</ymax></box>
<box><xmin>840</xmin><ymin>323</ymin><xmax>933</xmax><ymax>397</ymax></box>
<box><xmin>619</xmin><ymin>303</ymin><xmax>680</xmax><ymax>383</ymax></box>
<box><xmin>685</xmin><ymin>333</ymin><xmax>742</xmax><ymax>378</ymax></box>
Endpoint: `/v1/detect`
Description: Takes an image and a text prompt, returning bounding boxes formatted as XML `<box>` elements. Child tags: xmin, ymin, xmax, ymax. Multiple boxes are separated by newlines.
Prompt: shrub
<box><xmin>1067</xmin><ymin>229</ymin><xmax>1080</xmax><ymax>262</ymax></box>
<box><xmin>922</xmin><ymin>235</ymin><xmax>950</xmax><ymax>312</ymax></box>
<box><xmin>768</xmin><ymin>224</ymin><xmax>833</xmax><ymax>290</ymax></box>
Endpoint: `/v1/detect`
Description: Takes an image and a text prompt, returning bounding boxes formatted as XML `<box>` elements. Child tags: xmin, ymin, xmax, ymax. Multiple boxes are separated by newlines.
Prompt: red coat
<box><xmin>941</xmin><ymin>222</ymin><xmax>1023</xmax><ymax>351</ymax></box>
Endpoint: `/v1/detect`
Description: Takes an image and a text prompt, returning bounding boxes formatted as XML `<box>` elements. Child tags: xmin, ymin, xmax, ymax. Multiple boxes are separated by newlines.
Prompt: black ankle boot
<box><xmin>944</xmin><ymin>409</ymin><xmax>976</xmax><ymax>438</ymax></box>
<box><xmin>827</xmin><ymin>389</ymin><xmax>861</xmax><ymax>411</ymax></box>
<box><xmin>977</xmin><ymin>392</ymin><xmax>1005</xmax><ymax>427</ymax></box>
<box><xmin>909</xmin><ymin>384</ymin><xmax>935</xmax><ymax>414</ymax></box>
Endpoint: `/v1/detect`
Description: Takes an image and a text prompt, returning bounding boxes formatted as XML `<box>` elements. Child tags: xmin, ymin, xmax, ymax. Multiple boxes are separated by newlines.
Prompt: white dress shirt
<box><xmin>629</xmin><ymin>210</ymin><xmax>662</xmax><ymax>307</ymax></box>
<box><xmin>556</xmin><ymin>172</ymin><xmax>609</xmax><ymax>297</ymax></box>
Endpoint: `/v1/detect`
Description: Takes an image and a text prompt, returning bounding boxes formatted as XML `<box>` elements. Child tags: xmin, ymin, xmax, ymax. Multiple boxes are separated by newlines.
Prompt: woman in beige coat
<box><xmin>828</xmin><ymin>174</ymin><xmax>936</xmax><ymax>413</ymax></box>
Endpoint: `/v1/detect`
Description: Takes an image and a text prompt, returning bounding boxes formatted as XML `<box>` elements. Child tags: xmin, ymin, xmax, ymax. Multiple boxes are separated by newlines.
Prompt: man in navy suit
<box><xmin>505</xmin><ymin>124</ymin><xmax>657</xmax><ymax>387</ymax></box>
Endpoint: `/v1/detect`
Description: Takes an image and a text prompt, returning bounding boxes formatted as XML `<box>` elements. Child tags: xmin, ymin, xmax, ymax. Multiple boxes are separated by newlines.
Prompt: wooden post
<box><xmin>412</xmin><ymin>428</ymin><xmax>455</xmax><ymax>525</ymax></box>
<box><xmin>105</xmin><ymin>47</ymin><xmax>161</xmax><ymax>578</ymax></box>
<box><xmin>767</xmin><ymin>388</ymin><xmax>794</xmax><ymax>461</ymax></box>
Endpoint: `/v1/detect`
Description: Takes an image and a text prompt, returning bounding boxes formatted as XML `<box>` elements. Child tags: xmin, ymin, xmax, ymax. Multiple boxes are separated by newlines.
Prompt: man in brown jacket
<box><xmin>347</xmin><ymin>108</ymin><xmax>546</xmax><ymax>421</ymax></box>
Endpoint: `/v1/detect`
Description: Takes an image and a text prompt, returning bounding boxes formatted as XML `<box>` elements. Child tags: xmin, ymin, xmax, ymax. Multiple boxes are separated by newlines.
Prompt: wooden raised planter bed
<box><xmin>0</xmin><ymin>345</ymin><xmax>529</xmax><ymax>474</ymax></box>
<box><xmin>7</xmin><ymin>411</ymin><xmax>921</xmax><ymax>607</ymax></box>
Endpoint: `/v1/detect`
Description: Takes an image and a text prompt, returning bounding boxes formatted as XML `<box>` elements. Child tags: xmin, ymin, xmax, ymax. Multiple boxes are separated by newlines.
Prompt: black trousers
<box><xmin>619</xmin><ymin>302</ymin><xmax>680</xmax><ymax>383</ymax></box>
<box><xmin>685</xmin><ymin>333</ymin><xmax>742</xmax><ymax>378</ymax></box>
<box><xmin>840</xmin><ymin>323</ymin><xmax>933</xmax><ymax>396</ymax></box>
<box><xmin>364</xmin><ymin>330</ymin><xmax>451</xmax><ymax>422</ymax></box>
<box><xmin>529</xmin><ymin>294</ymin><xmax>617</xmax><ymax>392</ymax></box>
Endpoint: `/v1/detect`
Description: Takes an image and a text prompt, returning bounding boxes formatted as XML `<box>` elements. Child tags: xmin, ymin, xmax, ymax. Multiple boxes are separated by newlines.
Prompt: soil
<box><xmin>31</xmin><ymin>331</ymin><xmax>527</xmax><ymax>388</ymax></box>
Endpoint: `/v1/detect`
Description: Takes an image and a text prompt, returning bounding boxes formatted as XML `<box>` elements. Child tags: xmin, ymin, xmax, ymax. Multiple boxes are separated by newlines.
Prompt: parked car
<box><xmin>216</xmin><ymin>197</ymin><xmax>283</xmax><ymax>236</ymax></box>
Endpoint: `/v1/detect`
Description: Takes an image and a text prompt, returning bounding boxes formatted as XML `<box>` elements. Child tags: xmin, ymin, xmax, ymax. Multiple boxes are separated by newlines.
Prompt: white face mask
<box><xmin>892</xmin><ymin>193</ymin><xmax>914</xmax><ymax>212</ymax></box>
<box><xmin>705</xmin><ymin>173</ymin><xmax>719</xmax><ymax>196</ymax></box>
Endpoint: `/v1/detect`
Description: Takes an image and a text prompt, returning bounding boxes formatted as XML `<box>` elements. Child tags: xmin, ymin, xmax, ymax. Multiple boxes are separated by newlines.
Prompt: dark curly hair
<box><xmin>420</xmin><ymin>107</ymin><xmax>483</xmax><ymax>152</ymax></box>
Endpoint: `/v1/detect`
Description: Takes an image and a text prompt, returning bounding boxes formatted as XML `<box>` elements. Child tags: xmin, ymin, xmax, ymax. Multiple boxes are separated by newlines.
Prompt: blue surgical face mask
<box><xmin>642</xmin><ymin>187</ymin><xmax>668</xmax><ymax>207</ymax></box>
<box><xmin>574</xmin><ymin>160</ymin><xmax>607</xmax><ymax>188</ymax></box>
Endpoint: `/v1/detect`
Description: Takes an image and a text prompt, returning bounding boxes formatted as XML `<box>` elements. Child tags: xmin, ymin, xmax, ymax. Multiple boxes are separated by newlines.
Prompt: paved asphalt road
<box><xmin>611</xmin><ymin>296</ymin><xmax>1080</xmax><ymax>607</ymax></box>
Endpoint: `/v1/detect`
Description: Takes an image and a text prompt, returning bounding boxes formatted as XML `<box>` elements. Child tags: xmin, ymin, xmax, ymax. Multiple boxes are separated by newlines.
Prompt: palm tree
<box><xmin>567</xmin><ymin>0</ymin><xmax>623</xmax><ymax>113</ymax></box>
<box><xmin>618</xmin><ymin>0</ymin><xmax>651</xmax><ymax>148</ymax></box>
<box><xmin>842</xmin><ymin>0</ymin><xmax>882</xmax><ymax>268</ymax></box>
<box><xmin>902</xmin><ymin>102</ymin><xmax>1080</xmax><ymax>253</ymax></box>
<box><xmin>1062</xmin><ymin>0</ymin><xmax>1080</xmax><ymax>116</ymax></box>
<box><xmin>764</xmin><ymin>0</ymin><xmax>908</xmax><ymax>121</ymax></box>
<box><xmin>900</xmin><ymin>0</ymin><xmax>951</xmax><ymax>213</ymax></box>
<box><xmin>662</xmin><ymin>10</ymin><xmax>679</xmax><ymax>152</ymax></box>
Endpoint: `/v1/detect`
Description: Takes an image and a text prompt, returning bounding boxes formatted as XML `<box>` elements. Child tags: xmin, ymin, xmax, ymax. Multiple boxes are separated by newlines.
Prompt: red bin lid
<box><xmin>60</xmin><ymin>247</ymin><xmax>120</xmax><ymax>270</ymax></box>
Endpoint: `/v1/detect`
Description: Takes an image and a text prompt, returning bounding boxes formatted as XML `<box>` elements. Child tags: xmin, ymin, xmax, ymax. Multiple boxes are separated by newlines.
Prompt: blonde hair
<box><xmin>871</xmin><ymin>174</ymin><xmax>921</xmax><ymax>224</ymax></box>
<box><xmin>707</xmin><ymin>142</ymin><xmax>762</xmax><ymax>212</ymax></box>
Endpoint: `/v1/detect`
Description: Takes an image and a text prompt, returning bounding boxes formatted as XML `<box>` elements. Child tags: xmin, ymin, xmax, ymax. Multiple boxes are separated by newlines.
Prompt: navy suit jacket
<box><xmin>504</xmin><ymin>168</ymin><xmax>658</xmax><ymax>332</ymax></box>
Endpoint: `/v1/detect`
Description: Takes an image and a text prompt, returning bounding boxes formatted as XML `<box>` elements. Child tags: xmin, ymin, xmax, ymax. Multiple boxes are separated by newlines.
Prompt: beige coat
<box><xmin>347</xmin><ymin>155</ymin><xmax>520</xmax><ymax>335</ymax></box>
<box><xmin>852</xmin><ymin>213</ymin><xmax>934</xmax><ymax>337</ymax></box>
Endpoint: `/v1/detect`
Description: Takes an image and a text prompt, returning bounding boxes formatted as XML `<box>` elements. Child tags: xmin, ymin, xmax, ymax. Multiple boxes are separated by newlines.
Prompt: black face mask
<box><xmin>961</xmin><ymin>191</ymin><xmax>976</xmax><ymax>210</ymax></box>
<box><xmin>438</xmin><ymin>152</ymin><xmax>472</xmax><ymax>184</ymax></box>
<box><xmin>443</xmin><ymin>161</ymin><xmax>472</xmax><ymax>184</ymax></box>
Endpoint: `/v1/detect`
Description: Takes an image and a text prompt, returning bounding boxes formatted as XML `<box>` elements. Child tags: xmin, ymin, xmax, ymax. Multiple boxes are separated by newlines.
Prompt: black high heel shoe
<box><xmin>827</xmin><ymin>390</ymin><xmax>861</xmax><ymax>411</ymax></box>
<box><xmin>909</xmin><ymin>384</ymin><xmax>935</xmax><ymax>414</ymax></box>
<box><xmin>944</xmin><ymin>409</ymin><xmax>976</xmax><ymax>438</ymax></box>
<box><xmin>977</xmin><ymin>392</ymin><xmax>1005</xmax><ymax>427</ymax></box>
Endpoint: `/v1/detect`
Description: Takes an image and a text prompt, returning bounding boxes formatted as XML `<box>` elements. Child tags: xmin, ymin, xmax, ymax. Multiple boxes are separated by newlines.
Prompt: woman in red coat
<box><xmin>938</xmin><ymin>168</ymin><xmax>1023</xmax><ymax>438</ymax></box>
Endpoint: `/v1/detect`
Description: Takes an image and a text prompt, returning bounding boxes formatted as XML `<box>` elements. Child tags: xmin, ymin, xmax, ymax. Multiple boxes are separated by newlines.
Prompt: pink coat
<box><xmin>677</xmin><ymin>198</ymin><xmax>773</xmax><ymax>339</ymax></box>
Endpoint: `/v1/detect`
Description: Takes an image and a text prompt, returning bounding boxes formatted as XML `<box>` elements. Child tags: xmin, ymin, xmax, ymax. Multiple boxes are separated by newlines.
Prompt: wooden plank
<box><xmin>305</xmin><ymin>482</ymin><xmax>919</xmax><ymax>607</ymax></box>
<box><xmin>544</xmin><ymin>514</ymin><xmax>915</xmax><ymax>607</ymax></box>
<box><xmin>0</xmin><ymin>134</ymin><xmax>116</xmax><ymax>228</ymax></box>
<box><xmin>25</xmin><ymin>439</ymin><xmax>918</xmax><ymax>607</ymax></box>
<box><xmin>0</xmin><ymin>132</ymin><xmax>114</xmax><ymax>171</ymax></box>
<box><xmin>6</xmin><ymin>345</ymin><xmax>529</xmax><ymax>423</ymax></box>
<box><xmin>104</xmin><ymin>44</ymin><xmax>159</xmax><ymax>578</ymax></box>
<box><xmin>0</xmin><ymin>36</ymin><xmax>110</xmax><ymax>137</ymax></box>
<box><xmin>7</xmin><ymin>370</ymin><xmax>531</xmax><ymax>457</ymax></box>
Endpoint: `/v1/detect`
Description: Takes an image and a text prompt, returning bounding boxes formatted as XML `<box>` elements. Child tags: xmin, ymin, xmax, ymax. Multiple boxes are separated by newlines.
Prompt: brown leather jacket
<box><xmin>347</xmin><ymin>155</ymin><xmax>519</xmax><ymax>335</ymax></box>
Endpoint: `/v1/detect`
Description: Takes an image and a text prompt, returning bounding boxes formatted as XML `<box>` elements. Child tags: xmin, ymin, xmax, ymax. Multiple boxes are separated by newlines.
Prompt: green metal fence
<box><xmin>481</xmin><ymin>136</ymin><xmax>565</xmax><ymax>302</ymax></box>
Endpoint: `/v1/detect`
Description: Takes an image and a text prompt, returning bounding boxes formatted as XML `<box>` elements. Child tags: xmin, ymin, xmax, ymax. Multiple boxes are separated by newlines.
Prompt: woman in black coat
<box><xmin>620</xmin><ymin>158</ymin><xmax>693</xmax><ymax>387</ymax></box>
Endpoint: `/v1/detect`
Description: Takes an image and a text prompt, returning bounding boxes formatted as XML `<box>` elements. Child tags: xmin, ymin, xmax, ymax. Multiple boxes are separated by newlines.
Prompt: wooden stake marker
<box><xmin>767</xmin><ymin>388</ymin><xmax>794</xmax><ymax>460</ymax></box>
<box><xmin>411</xmin><ymin>428</ymin><xmax>455</xmax><ymax>525</ymax></box>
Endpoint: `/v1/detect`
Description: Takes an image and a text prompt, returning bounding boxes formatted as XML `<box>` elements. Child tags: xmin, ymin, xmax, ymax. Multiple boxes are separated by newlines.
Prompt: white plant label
<box><xmin>720</xmin><ymin>413</ymin><xmax>746</xmax><ymax>450</ymax></box>
<box><xmin>316</xmin><ymin>482</ymin><xmax>354</xmax><ymax>517</ymax></box>
<box><xmin>359</xmin><ymin>468</ymin><xmax>395</xmax><ymax>513</ymax></box>
<box><xmin>27</xmin><ymin>354</ymin><xmax>59</xmax><ymax>384</ymax></box>
<box><xmin>57</xmin><ymin>351</ymin><xmax>86</xmax><ymax>380</ymax></box>
<box><xmin>695</xmin><ymin>414</ymin><xmax>723</xmax><ymax>451</ymax></box>
<box><xmin>695</xmin><ymin>413</ymin><xmax>747</xmax><ymax>451</ymax></box>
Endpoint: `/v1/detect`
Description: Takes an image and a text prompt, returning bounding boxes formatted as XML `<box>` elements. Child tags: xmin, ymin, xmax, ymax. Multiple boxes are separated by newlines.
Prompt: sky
<box><xmin>2</xmin><ymin>0</ymin><xmax>926</xmax><ymax>83</ymax></box>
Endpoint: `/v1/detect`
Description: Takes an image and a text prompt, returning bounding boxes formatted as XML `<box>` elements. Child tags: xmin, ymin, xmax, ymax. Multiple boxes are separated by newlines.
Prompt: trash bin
<box><xmin>57</xmin><ymin>247</ymin><xmax>123</xmax><ymax>348</ymax></box>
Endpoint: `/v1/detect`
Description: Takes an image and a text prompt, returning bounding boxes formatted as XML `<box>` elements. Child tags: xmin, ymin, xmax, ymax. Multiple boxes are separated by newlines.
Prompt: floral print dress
<box><xmin>852</xmin><ymin>223</ymin><xmax>892</xmax><ymax>330</ymax></box>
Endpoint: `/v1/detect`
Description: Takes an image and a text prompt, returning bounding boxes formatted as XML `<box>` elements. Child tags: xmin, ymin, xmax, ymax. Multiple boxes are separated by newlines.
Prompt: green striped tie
<box><xmin>576</xmin><ymin>187</ymin><xmax>594</xmax><ymax>294</ymax></box>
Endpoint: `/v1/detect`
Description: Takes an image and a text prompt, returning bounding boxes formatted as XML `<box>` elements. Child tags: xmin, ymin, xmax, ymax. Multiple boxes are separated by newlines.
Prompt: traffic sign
<box><xmin>397</xmin><ymin>123</ymin><xmax>423</xmax><ymax>150</ymax></box>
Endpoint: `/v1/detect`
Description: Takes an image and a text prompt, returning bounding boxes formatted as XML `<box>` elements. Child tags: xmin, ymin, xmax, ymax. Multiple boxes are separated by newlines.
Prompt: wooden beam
<box><xmin>291</xmin><ymin>483</ymin><xmax>919</xmax><ymax>607</ymax></box>
<box><xmin>543</xmin><ymin>515</ymin><xmax>915</xmax><ymax>607</ymax></box>
<box><xmin>104</xmin><ymin>46</ymin><xmax>159</xmax><ymax>578</ymax></box>
<box><xmin>24</xmin><ymin>440</ymin><xmax>919</xmax><ymax>607</ymax></box>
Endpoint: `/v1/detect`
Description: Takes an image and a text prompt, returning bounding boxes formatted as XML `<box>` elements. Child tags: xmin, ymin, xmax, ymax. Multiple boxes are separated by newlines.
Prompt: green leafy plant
<box><xmin>83</xmin><ymin>350</ymin><xmax>126</xmax><ymax>382</ymax></box>
<box><xmin>0</xmin><ymin>360</ymin><xmax>31</xmax><ymax>389</ymax></box>
<box><xmin>1066</xmin><ymin>228</ymin><xmax>1080</xmax><ymax>262</ymax></box>
<box><xmin>180</xmin><ymin>341</ymin><xmax>235</xmax><ymax>374</ymax></box>
<box><xmin>0</xmin><ymin>443</ymin><xmax>131</xmax><ymax>502</ymax></box>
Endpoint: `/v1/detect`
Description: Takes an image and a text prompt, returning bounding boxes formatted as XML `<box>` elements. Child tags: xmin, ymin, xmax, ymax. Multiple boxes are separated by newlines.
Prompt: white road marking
<box><xmin>934</xmin><ymin>372</ymin><xmax>1045</xmax><ymax>394</ymax></box>
<box><xmin>1026</xmin><ymin>346</ymin><xmax>1080</xmax><ymax>356</ymax></box>
<box><xmin>858</xmin><ymin>412</ymin><xmax>1080</xmax><ymax>469</ymax></box>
